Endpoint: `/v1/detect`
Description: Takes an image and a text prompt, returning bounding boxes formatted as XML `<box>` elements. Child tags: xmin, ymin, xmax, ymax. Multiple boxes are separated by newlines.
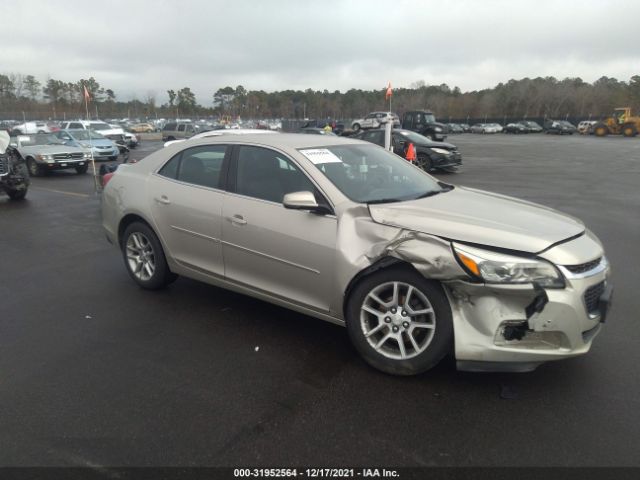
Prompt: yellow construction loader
<box><xmin>593</xmin><ymin>107</ymin><xmax>640</xmax><ymax>137</ymax></box>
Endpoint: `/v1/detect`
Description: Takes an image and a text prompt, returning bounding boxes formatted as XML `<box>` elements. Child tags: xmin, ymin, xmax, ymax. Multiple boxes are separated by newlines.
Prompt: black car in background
<box><xmin>519</xmin><ymin>120</ymin><xmax>543</xmax><ymax>133</ymax></box>
<box><xmin>447</xmin><ymin>123</ymin><xmax>464</xmax><ymax>133</ymax></box>
<box><xmin>356</xmin><ymin>128</ymin><xmax>461</xmax><ymax>172</ymax></box>
<box><xmin>503</xmin><ymin>122</ymin><xmax>530</xmax><ymax>134</ymax></box>
<box><xmin>544</xmin><ymin>120</ymin><xmax>577</xmax><ymax>135</ymax></box>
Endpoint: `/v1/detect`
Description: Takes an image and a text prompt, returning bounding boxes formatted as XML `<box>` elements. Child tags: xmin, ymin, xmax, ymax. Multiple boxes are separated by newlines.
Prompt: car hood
<box><xmin>368</xmin><ymin>186</ymin><xmax>584</xmax><ymax>253</ymax></box>
<box><xmin>19</xmin><ymin>145</ymin><xmax>85</xmax><ymax>154</ymax></box>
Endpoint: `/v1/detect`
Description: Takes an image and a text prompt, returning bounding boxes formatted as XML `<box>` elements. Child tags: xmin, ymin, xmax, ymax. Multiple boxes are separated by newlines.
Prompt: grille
<box><xmin>584</xmin><ymin>281</ymin><xmax>605</xmax><ymax>315</ymax></box>
<box><xmin>565</xmin><ymin>257</ymin><xmax>601</xmax><ymax>274</ymax></box>
<box><xmin>96</xmin><ymin>145</ymin><xmax>111</xmax><ymax>149</ymax></box>
<box><xmin>53</xmin><ymin>152</ymin><xmax>84</xmax><ymax>160</ymax></box>
<box><xmin>0</xmin><ymin>156</ymin><xmax>8</xmax><ymax>175</ymax></box>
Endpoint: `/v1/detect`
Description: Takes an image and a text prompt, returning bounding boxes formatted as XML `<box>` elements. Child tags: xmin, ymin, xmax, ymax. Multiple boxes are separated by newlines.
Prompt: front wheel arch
<box><xmin>118</xmin><ymin>213</ymin><xmax>154</xmax><ymax>249</ymax></box>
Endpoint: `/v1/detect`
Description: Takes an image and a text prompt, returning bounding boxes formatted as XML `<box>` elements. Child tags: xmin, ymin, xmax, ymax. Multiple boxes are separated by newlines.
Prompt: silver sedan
<box><xmin>102</xmin><ymin>134</ymin><xmax>612</xmax><ymax>375</ymax></box>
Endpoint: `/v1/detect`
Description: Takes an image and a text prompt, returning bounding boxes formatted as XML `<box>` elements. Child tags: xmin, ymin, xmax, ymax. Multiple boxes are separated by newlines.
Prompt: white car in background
<box><xmin>12</xmin><ymin>121</ymin><xmax>51</xmax><ymax>134</ymax></box>
<box><xmin>61</xmin><ymin>120</ymin><xmax>124</xmax><ymax>139</ymax></box>
<box><xmin>351</xmin><ymin>112</ymin><xmax>400</xmax><ymax>131</ymax></box>
<box><xmin>577</xmin><ymin>120</ymin><xmax>597</xmax><ymax>134</ymax></box>
<box><xmin>163</xmin><ymin>129</ymin><xmax>278</xmax><ymax>147</ymax></box>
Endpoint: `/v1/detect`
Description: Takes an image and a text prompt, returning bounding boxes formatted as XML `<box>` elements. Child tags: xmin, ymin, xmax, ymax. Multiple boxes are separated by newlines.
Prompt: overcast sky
<box><xmin>2</xmin><ymin>0</ymin><xmax>638</xmax><ymax>105</ymax></box>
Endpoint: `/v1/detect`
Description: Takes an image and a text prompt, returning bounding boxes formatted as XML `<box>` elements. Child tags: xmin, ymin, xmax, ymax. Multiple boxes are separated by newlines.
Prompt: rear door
<box><xmin>147</xmin><ymin>145</ymin><xmax>229</xmax><ymax>277</ymax></box>
<box><xmin>221</xmin><ymin>145</ymin><xmax>336</xmax><ymax>312</ymax></box>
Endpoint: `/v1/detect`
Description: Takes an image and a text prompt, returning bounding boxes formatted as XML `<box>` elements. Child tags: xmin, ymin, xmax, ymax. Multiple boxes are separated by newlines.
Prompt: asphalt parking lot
<box><xmin>1</xmin><ymin>134</ymin><xmax>639</xmax><ymax>468</ymax></box>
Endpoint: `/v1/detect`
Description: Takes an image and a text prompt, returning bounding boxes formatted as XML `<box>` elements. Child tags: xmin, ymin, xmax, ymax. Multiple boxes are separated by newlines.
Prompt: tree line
<box><xmin>1</xmin><ymin>72</ymin><xmax>639</xmax><ymax>121</ymax></box>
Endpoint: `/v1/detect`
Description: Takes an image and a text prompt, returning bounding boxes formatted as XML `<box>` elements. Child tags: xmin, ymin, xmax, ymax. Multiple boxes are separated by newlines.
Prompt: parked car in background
<box><xmin>519</xmin><ymin>120</ymin><xmax>543</xmax><ymax>133</ymax></box>
<box><xmin>11</xmin><ymin>121</ymin><xmax>51</xmax><ymax>135</ymax></box>
<box><xmin>163</xmin><ymin>128</ymin><xmax>278</xmax><ymax>147</ymax></box>
<box><xmin>12</xmin><ymin>133</ymin><xmax>90</xmax><ymax>176</ymax></box>
<box><xmin>545</xmin><ymin>120</ymin><xmax>577</xmax><ymax>135</ymax></box>
<box><xmin>351</xmin><ymin>112</ymin><xmax>400</xmax><ymax>131</ymax></box>
<box><xmin>56</xmin><ymin>129</ymin><xmax>120</xmax><ymax>161</ymax></box>
<box><xmin>459</xmin><ymin>123</ymin><xmax>471</xmax><ymax>132</ymax></box>
<box><xmin>162</xmin><ymin>122</ymin><xmax>197</xmax><ymax>141</ymax></box>
<box><xmin>109</xmin><ymin>124</ymin><xmax>139</xmax><ymax>148</ymax></box>
<box><xmin>102</xmin><ymin>133</ymin><xmax>612</xmax><ymax>375</ymax></box>
<box><xmin>401</xmin><ymin>111</ymin><xmax>448</xmax><ymax>141</ymax></box>
<box><xmin>130</xmin><ymin>123</ymin><xmax>156</xmax><ymax>133</ymax></box>
<box><xmin>470</xmin><ymin>123</ymin><xmax>502</xmax><ymax>133</ymax></box>
<box><xmin>356</xmin><ymin>128</ymin><xmax>462</xmax><ymax>172</ymax></box>
<box><xmin>0</xmin><ymin>131</ymin><xmax>29</xmax><ymax>200</ymax></box>
<box><xmin>447</xmin><ymin>123</ymin><xmax>464</xmax><ymax>133</ymax></box>
<box><xmin>300</xmin><ymin>127</ymin><xmax>337</xmax><ymax>136</ymax></box>
<box><xmin>61</xmin><ymin>120</ymin><xmax>126</xmax><ymax>142</ymax></box>
<box><xmin>503</xmin><ymin>122</ymin><xmax>529</xmax><ymax>134</ymax></box>
<box><xmin>578</xmin><ymin>120</ymin><xmax>597</xmax><ymax>134</ymax></box>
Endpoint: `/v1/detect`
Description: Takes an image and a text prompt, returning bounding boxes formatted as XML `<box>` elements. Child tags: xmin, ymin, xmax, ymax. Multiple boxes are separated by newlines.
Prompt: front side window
<box><xmin>235</xmin><ymin>146</ymin><xmax>315</xmax><ymax>203</ymax></box>
<box><xmin>300</xmin><ymin>144</ymin><xmax>445</xmax><ymax>204</ymax></box>
<box><xmin>177</xmin><ymin>124</ymin><xmax>186</xmax><ymax>132</ymax></box>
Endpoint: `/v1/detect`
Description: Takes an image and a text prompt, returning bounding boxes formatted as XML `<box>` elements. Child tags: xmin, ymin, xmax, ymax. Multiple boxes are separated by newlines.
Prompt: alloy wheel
<box><xmin>126</xmin><ymin>232</ymin><xmax>156</xmax><ymax>281</ymax></box>
<box><xmin>360</xmin><ymin>281</ymin><xmax>436</xmax><ymax>360</ymax></box>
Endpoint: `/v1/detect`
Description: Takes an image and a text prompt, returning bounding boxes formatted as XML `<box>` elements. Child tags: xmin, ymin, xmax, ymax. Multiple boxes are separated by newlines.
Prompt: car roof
<box><xmin>177</xmin><ymin>133</ymin><xmax>363</xmax><ymax>149</ymax></box>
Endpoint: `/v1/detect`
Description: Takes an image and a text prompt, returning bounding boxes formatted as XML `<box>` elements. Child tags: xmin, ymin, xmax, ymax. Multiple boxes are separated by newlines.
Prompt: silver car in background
<box><xmin>102</xmin><ymin>134</ymin><xmax>612</xmax><ymax>375</ymax></box>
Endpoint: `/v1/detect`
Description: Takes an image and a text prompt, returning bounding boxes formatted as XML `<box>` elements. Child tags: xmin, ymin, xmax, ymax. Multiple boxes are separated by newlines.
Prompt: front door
<box><xmin>147</xmin><ymin>145</ymin><xmax>228</xmax><ymax>277</ymax></box>
<box><xmin>222</xmin><ymin>145</ymin><xmax>336</xmax><ymax>312</ymax></box>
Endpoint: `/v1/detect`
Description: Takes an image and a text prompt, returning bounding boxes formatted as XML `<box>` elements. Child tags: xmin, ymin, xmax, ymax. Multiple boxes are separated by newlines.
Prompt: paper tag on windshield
<box><xmin>300</xmin><ymin>149</ymin><xmax>342</xmax><ymax>165</ymax></box>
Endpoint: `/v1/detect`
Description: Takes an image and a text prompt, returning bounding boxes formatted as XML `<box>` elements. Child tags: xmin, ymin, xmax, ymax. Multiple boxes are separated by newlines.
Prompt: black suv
<box><xmin>0</xmin><ymin>132</ymin><xmax>29</xmax><ymax>200</ymax></box>
<box><xmin>401</xmin><ymin>110</ymin><xmax>448</xmax><ymax>141</ymax></box>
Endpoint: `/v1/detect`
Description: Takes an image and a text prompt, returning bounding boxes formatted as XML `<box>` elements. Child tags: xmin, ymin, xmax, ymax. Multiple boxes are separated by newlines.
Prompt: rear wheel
<box><xmin>122</xmin><ymin>222</ymin><xmax>177</xmax><ymax>290</ymax></box>
<box><xmin>352</xmin><ymin>123</ymin><xmax>360</xmax><ymax>131</ymax></box>
<box><xmin>346</xmin><ymin>267</ymin><xmax>453</xmax><ymax>375</ymax></box>
<box><xmin>622</xmin><ymin>124</ymin><xmax>637</xmax><ymax>137</ymax></box>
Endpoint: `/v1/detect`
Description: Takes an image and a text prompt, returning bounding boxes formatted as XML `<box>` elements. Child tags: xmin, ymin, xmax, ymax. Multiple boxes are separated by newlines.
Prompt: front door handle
<box><xmin>155</xmin><ymin>195</ymin><xmax>171</xmax><ymax>205</ymax></box>
<box><xmin>229</xmin><ymin>214</ymin><xmax>247</xmax><ymax>225</ymax></box>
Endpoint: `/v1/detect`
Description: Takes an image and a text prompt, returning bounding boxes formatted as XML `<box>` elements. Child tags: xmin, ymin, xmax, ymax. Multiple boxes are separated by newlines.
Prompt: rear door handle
<box><xmin>155</xmin><ymin>195</ymin><xmax>171</xmax><ymax>205</ymax></box>
<box><xmin>229</xmin><ymin>214</ymin><xmax>247</xmax><ymax>225</ymax></box>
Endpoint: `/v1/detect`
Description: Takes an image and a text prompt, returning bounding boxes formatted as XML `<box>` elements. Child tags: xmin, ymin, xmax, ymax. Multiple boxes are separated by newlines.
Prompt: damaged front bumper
<box><xmin>446</xmin><ymin>255</ymin><xmax>611</xmax><ymax>372</ymax></box>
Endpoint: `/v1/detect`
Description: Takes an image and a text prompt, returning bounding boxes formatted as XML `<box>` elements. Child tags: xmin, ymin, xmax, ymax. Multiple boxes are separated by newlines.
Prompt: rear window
<box><xmin>163</xmin><ymin>123</ymin><xmax>177</xmax><ymax>131</ymax></box>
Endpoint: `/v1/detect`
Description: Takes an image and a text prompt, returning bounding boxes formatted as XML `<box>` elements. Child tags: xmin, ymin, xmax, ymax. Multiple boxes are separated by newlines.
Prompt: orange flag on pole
<box><xmin>83</xmin><ymin>85</ymin><xmax>91</xmax><ymax>102</ymax></box>
<box><xmin>385</xmin><ymin>81</ymin><xmax>392</xmax><ymax>100</ymax></box>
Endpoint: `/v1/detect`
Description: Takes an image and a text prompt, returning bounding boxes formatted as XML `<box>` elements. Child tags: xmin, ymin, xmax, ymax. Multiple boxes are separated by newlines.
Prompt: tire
<box><xmin>594</xmin><ymin>124</ymin><xmax>609</xmax><ymax>137</ymax></box>
<box><xmin>352</xmin><ymin>123</ymin><xmax>360</xmax><ymax>131</ymax></box>
<box><xmin>345</xmin><ymin>266</ymin><xmax>453</xmax><ymax>375</ymax></box>
<box><xmin>75</xmin><ymin>164</ymin><xmax>88</xmax><ymax>174</ymax></box>
<box><xmin>7</xmin><ymin>188</ymin><xmax>27</xmax><ymax>200</ymax></box>
<box><xmin>622</xmin><ymin>124</ymin><xmax>637</xmax><ymax>137</ymax></box>
<box><xmin>27</xmin><ymin>158</ymin><xmax>44</xmax><ymax>177</ymax></box>
<box><xmin>122</xmin><ymin>222</ymin><xmax>178</xmax><ymax>290</ymax></box>
<box><xmin>416</xmin><ymin>154</ymin><xmax>433</xmax><ymax>172</ymax></box>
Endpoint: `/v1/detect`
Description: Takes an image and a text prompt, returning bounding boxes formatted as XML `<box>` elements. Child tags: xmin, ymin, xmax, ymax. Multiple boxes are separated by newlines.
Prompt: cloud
<box><xmin>1</xmin><ymin>0</ymin><xmax>638</xmax><ymax>105</ymax></box>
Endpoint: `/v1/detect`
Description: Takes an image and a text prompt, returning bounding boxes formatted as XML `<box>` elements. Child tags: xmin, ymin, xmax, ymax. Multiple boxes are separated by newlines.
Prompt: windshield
<box><xmin>89</xmin><ymin>123</ymin><xmax>112</xmax><ymax>130</ymax></box>
<box><xmin>419</xmin><ymin>113</ymin><xmax>436</xmax><ymax>123</ymax></box>
<box><xmin>71</xmin><ymin>130</ymin><xmax>106</xmax><ymax>140</ymax></box>
<box><xmin>299</xmin><ymin>144</ymin><xmax>446</xmax><ymax>204</ymax></box>
<box><xmin>396</xmin><ymin>130</ymin><xmax>432</xmax><ymax>144</ymax></box>
<box><xmin>20</xmin><ymin>134</ymin><xmax>63</xmax><ymax>146</ymax></box>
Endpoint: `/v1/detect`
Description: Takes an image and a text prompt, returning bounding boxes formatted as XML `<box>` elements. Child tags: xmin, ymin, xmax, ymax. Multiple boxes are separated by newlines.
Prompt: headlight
<box><xmin>430</xmin><ymin>148</ymin><xmax>451</xmax><ymax>155</ymax></box>
<box><xmin>84</xmin><ymin>152</ymin><xmax>92</xmax><ymax>159</ymax></box>
<box><xmin>434</xmin><ymin>127</ymin><xmax>442</xmax><ymax>132</ymax></box>
<box><xmin>36</xmin><ymin>154</ymin><xmax>52</xmax><ymax>160</ymax></box>
<box><xmin>453</xmin><ymin>243</ymin><xmax>565</xmax><ymax>288</ymax></box>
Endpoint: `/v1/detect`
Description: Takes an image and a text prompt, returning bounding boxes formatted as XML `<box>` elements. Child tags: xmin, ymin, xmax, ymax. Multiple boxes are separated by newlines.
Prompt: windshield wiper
<box><xmin>413</xmin><ymin>184</ymin><xmax>454</xmax><ymax>200</ymax></box>
<box><xmin>366</xmin><ymin>197</ymin><xmax>405</xmax><ymax>205</ymax></box>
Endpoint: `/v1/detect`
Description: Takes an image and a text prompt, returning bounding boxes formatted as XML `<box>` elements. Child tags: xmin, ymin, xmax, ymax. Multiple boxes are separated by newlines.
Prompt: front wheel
<box><xmin>27</xmin><ymin>158</ymin><xmax>44</xmax><ymax>177</ymax></box>
<box><xmin>352</xmin><ymin>123</ymin><xmax>360</xmax><ymax>131</ymax></box>
<box><xmin>7</xmin><ymin>188</ymin><xmax>27</xmax><ymax>200</ymax></box>
<box><xmin>416</xmin><ymin>154</ymin><xmax>433</xmax><ymax>172</ymax></box>
<box><xmin>346</xmin><ymin>267</ymin><xmax>453</xmax><ymax>375</ymax></box>
<box><xmin>122</xmin><ymin>222</ymin><xmax>178</xmax><ymax>290</ymax></box>
<box><xmin>622</xmin><ymin>124</ymin><xmax>637</xmax><ymax>137</ymax></box>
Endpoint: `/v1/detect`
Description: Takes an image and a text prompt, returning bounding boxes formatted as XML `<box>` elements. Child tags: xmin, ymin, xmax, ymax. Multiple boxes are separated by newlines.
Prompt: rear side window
<box><xmin>158</xmin><ymin>146</ymin><xmax>226</xmax><ymax>189</ymax></box>
<box><xmin>69</xmin><ymin>122</ymin><xmax>83</xmax><ymax>129</ymax></box>
<box><xmin>163</xmin><ymin>123</ymin><xmax>177</xmax><ymax>131</ymax></box>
